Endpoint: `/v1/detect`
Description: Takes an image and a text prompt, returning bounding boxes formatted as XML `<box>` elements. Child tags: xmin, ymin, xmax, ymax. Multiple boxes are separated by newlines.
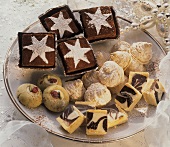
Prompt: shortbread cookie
<box><xmin>142</xmin><ymin>79</ymin><xmax>165</xmax><ymax>106</ymax></box>
<box><xmin>115</xmin><ymin>83</ymin><xmax>142</xmax><ymax>111</ymax></box>
<box><xmin>98</xmin><ymin>61</ymin><xmax>124</xmax><ymax>87</ymax></box>
<box><xmin>64</xmin><ymin>79</ymin><xmax>85</xmax><ymax>102</ymax></box>
<box><xmin>86</xmin><ymin>109</ymin><xmax>107</xmax><ymax>135</ymax></box>
<box><xmin>84</xmin><ymin>83</ymin><xmax>111</xmax><ymax>107</ymax></box>
<box><xmin>57</xmin><ymin>105</ymin><xmax>85</xmax><ymax>134</ymax></box>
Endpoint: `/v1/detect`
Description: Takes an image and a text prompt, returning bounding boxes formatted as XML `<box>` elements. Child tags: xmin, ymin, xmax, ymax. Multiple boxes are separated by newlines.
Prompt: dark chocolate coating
<box><xmin>60</xmin><ymin>105</ymin><xmax>79</xmax><ymax>125</ymax></box>
<box><xmin>86</xmin><ymin>112</ymin><xmax>107</xmax><ymax>132</ymax></box>
<box><xmin>39</xmin><ymin>5</ymin><xmax>83</xmax><ymax>40</ymax></box>
<box><xmin>131</xmin><ymin>74</ymin><xmax>147</xmax><ymax>92</ymax></box>
<box><xmin>116</xmin><ymin>85</ymin><xmax>136</xmax><ymax>107</ymax></box>
<box><xmin>18</xmin><ymin>32</ymin><xmax>55</xmax><ymax>68</ymax></box>
<box><xmin>79</xmin><ymin>6</ymin><xmax>120</xmax><ymax>43</ymax></box>
<box><xmin>57</xmin><ymin>37</ymin><xmax>97</xmax><ymax>75</ymax></box>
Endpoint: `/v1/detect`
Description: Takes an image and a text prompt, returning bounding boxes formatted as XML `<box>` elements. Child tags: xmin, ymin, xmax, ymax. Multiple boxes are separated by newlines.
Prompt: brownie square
<box><xmin>39</xmin><ymin>5</ymin><xmax>82</xmax><ymax>40</ymax></box>
<box><xmin>57</xmin><ymin>37</ymin><xmax>97</xmax><ymax>75</ymax></box>
<box><xmin>18</xmin><ymin>32</ymin><xmax>55</xmax><ymax>68</ymax></box>
<box><xmin>79</xmin><ymin>6</ymin><xmax>120</xmax><ymax>43</ymax></box>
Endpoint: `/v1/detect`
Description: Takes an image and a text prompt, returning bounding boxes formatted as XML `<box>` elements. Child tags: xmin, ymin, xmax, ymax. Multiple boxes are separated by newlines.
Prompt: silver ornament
<box><xmin>163</xmin><ymin>37</ymin><xmax>170</xmax><ymax>45</ymax></box>
<box><xmin>140</xmin><ymin>16</ymin><xmax>155</xmax><ymax>29</ymax></box>
<box><xmin>156</xmin><ymin>22</ymin><xmax>169</xmax><ymax>37</ymax></box>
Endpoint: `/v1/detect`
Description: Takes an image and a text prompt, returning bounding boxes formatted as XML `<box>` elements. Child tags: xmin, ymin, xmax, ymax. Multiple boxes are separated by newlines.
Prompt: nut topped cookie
<box><xmin>39</xmin><ymin>5</ymin><xmax>82</xmax><ymax>40</ymax></box>
<box><xmin>79</xmin><ymin>6</ymin><xmax>120</xmax><ymax>42</ymax></box>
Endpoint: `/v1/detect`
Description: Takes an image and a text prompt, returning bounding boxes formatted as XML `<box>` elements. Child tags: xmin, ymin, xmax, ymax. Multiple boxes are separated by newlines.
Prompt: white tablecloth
<box><xmin>1</xmin><ymin>0</ymin><xmax>166</xmax><ymax>146</ymax></box>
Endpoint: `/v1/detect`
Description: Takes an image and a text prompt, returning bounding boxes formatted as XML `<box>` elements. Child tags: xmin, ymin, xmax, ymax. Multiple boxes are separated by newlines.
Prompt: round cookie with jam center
<box><xmin>43</xmin><ymin>85</ymin><xmax>69</xmax><ymax>112</ymax></box>
<box><xmin>37</xmin><ymin>74</ymin><xmax>62</xmax><ymax>91</ymax></box>
<box><xmin>16</xmin><ymin>83</ymin><xmax>42</xmax><ymax>108</ymax></box>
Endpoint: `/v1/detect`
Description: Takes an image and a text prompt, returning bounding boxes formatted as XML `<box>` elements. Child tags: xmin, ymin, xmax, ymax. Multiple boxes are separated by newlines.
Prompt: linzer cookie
<box><xmin>39</xmin><ymin>5</ymin><xmax>82</xmax><ymax>40</ymax></box>
<box><xmin>142</xmin><ymin>79</ymin><xmax>165</xmax><ymax>106</ymax></box>
<box><xmin>57</xmin><ymin>37</ymin><xmax>97</xmax><ymax>75</ymax></box>
<box><xmin>115</xmin><ymin>83</ymin><xmax>142</xmax><ymax>111</ymax></box>
<box><xmin>102</xmin><ymin>104</ymin><xmax>128</xmax><ymax>128</ymax></box>
<box><xmin>18</xmin><ymin>32</ymin><xmax>55</xmax><ymax>68</ymax></box>
<box><xmin>86</xmin><ymin>109</ymin><xmax>107</xmax><ymax>135</ymax></box>
<box><xmin>128</xmin><ymin>72</ymin><xmax>149</xmax><ymax>93</ymax></box>
<box><xmin>79</xmin><ymin>6</ymin><xmax>120</xmax><ymax>42</ymax></box>
<box><xmin>57</xmin><ymin>105</ymin><xmax>85</xmax><ymax>134</ymax></box>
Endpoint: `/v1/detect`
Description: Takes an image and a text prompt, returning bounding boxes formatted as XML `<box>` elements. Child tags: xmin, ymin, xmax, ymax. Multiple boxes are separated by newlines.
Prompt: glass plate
<box><xmin>3</xmin><ymin>17</ymin><xmax>166</xmax><ymax>143</ymax></box>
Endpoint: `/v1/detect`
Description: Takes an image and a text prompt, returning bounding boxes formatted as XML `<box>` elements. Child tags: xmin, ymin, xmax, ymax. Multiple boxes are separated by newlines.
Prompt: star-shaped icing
<box><xmin>85</xmin><ymin>7</ymin><xmax>112</xmax><ymax>35</ymax></box>
<box><xmin>64</xmin><ymin>39</ymin><xmax>91</xmax><ymax>68</ymax></box>
<box><xmin>23</xmin><ymin>35</ymin><xmax>54</xmax><ymax>64</ymax></box>
<box><xmin>49</xmin><ymin>11</ymin><xmax>73</xmax><ymax>38</ymax></box>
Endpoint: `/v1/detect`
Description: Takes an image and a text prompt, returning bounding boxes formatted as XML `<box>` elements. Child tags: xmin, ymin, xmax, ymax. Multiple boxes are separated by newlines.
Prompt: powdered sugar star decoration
<box><xmin>85</xmin><ymin>7</ymin><xmax>112</xmax><ymax>35</ymax></box>
<box><xmin>64</xmin><ymin>39</ymin><xmax>91</xmax><ymax>68</ymax></box>
<box><xmin>23</xmin><ymin>35</ymin><xmax>54</xmax><ymax>64</ymax></box>
<box><xmin>49</xmin><ymin>11</ymin><xmax>73</xmax><ymax>38</ymax></box>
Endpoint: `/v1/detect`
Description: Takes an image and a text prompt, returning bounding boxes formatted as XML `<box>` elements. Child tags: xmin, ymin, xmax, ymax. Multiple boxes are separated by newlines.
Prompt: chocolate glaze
<box><xmin>60</xmin><ymin>105</ymin><xmax>79</xmax><ymax>125</ymax></box>
<box><xmin>116</xmin><ymin>85</ymin><xmax>136</xmax><ymax>107</ymax></box>
<box><xmin>131</xmin><ymin>74</ymin><xmax>147</xmax><ymax>92</ymax></box>
<box><xmin>87</xmin><ymin>112</ymin><xmax>107</xmax><ymax>132</ymax></box>
<box><xmin>150</xmin><ymin>80</ymin><xmax>164</xmax><ymax>104</ymax></box>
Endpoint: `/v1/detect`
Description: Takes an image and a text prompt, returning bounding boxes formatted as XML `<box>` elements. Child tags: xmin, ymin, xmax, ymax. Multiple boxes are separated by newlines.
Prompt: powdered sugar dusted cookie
<box><xmin>98</xmin><ymin>61</ymin><xmax>124</xmax><ymax>87</ymax></box>
<box><xmin>84</xmin><ymin>83</ymin><xmax>111</xmax><ymax>107</ymax></box>
<box><xmin>130</xmin><ymin>42</ymin><xmax>152</xmax><ymax>64</ymax></box>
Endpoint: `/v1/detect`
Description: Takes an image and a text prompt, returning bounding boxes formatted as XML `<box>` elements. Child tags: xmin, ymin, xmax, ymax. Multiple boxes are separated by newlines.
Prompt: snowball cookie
<box><xmin>109</xmin><ymin>75</ymin><xmax>128</xmax><ymax>94</ymax></box>
<box><xmin>98</xmin><ymin>61</ymin><xmax>124</xmax><ymax>87</ymax></box>
<box><xmin>82</xmin><ymin>70</ymin><xmax>100</xmax><ymax>89</ymax></box>
<box><xmin>84</xmin><ymin>83</ymin><xmax>111</xmax><ymax>107</ymax></box>
<box><xmin>130</xmin><ymin>42</ymin><xmax>152</xmax><ymax>64</ymax></box>
<box><xmin>125</xmin><ymin>58</ymin><xmax>146</xmax><ymax>76</ymax></box>
<box><xmin>110</xmin><ymin>51</ymin><xmax>132</xmax><ymax>70</ymax></box>
<box><xmin>95</xmin><ymin>51</ymin><xmax>110</xmax><ymax>68</ymax></box>
<box><xmin>118</xmin><ymin>41</ymin><xmax>131</xmax><ymax>52</ymax></box>
<box><xmin>63</xmin><ymin>79</ymin><xmax>86</xmax><ymax>102</ymax></box>
<box><xmin>16</xmin><ymin>83</ymin><xmax>42</xmax><ymax>108</ymax></box>
<box><xmin>37</xmin><ymin>74</ymin><xmax>62</xmax><ymax>91</ymax></box>
<box><xmin>43</xmin><ymin>85</ymin><xmax>69</xmax><ymax>112</ymax></box>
